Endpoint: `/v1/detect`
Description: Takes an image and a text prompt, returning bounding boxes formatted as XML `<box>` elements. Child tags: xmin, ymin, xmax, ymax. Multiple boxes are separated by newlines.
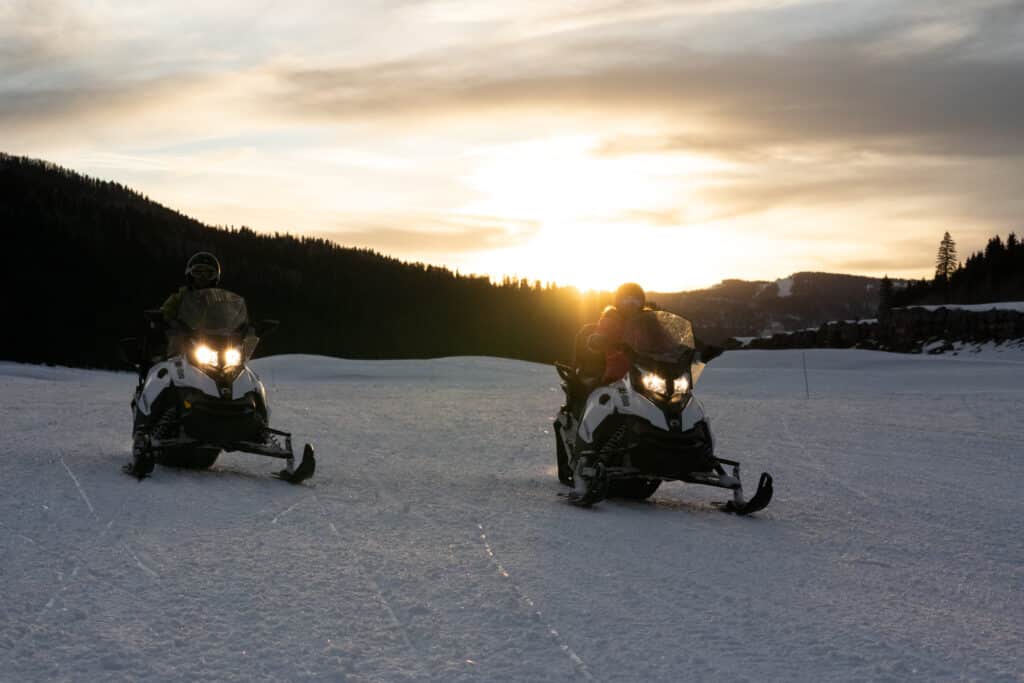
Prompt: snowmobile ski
<box><xmin>124</xmin><ymin>434</ymin><xmax>155</xmax><ymax>480</ymax></box>
<box><xmin>274</xmin><ymin>444</ymin><xmax>316</xmax><ymax>484</ymax></box>
<box><xmin>718</xmin><ymin>472</ymin><xmax>773</xmax><ymax>515</ymax></box>
<box><xmin>566</xmin><ymin>457</ymin><xmax>608</xmax><ymax>507</ymax></box>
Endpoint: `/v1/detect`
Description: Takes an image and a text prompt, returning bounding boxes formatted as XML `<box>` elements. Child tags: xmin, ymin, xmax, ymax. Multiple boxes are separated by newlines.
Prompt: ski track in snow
<box><xmin>309</xmin><ymin>397</ymin><xmax>595</xmax><ymax>682</ymax></box>
<box><xmin>312</xmin><ymin>490</ymin><xmax>427</xmax><ymax>673</ymax></box>
<box><xmin>59</xmin><ymin>449</ymin><xmax>95</xmax><ymax>515</ymax></box>
<box><xmin>1</xmin><ymin>351</ymin><xmax>1023</xmax><ymax>682</ymax></box>
<box><xmin>475</xmin><ymin>523</ymin><xmax>594</xmax><ymax>681</ymax></box>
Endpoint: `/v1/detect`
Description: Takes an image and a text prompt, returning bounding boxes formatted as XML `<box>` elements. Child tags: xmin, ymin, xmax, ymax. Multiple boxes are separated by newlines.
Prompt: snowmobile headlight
<box><xmin>223</xmin><ymin>347</ymin><xmax>242</xmax><ymax>368</ymax></box>
<box><xmin>193</xmin><ymin>344</ymin><xmax>218</xmax><ymax>367</ymax></box>
<box><xmin>640</xmin><ymin>372</ymin><xmax>668</xmax><ymax>396</ymax></box>
<box><xmin>672</xmin><ymin>374</ymin><xmax>690</xmax><ymax>397</ymax></box>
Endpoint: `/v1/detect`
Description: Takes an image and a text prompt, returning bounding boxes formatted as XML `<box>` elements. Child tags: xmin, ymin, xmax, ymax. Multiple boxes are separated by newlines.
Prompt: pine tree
<box><xmin>934</xmin><ymin>232</ymin><xmax>958</xmax><ymax>281</ymax></box>
<box><xmin>878</xmin><ymin>275</ymin><xmax>894</xmax><ymax>315</ymax></box>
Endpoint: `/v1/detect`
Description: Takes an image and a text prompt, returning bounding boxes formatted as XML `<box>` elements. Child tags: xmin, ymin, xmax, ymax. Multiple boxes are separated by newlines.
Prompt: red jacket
<box><xmin>597</xmin><ymin>308</ymin><xmax>630</xmax><ymax>383</ymax></box>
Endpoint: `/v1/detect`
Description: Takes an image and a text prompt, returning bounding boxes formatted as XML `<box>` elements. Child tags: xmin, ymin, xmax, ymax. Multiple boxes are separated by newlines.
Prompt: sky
<box><xmin>2</xmin><ymin>0</ymin><xmax>1023</xmax><ymax>291</ymax></box>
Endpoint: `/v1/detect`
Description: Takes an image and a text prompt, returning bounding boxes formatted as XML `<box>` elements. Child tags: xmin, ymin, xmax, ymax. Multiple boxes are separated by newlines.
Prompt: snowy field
<box><xmin>1</xmin><ymin>350</ymin><xmax>1022</xmax><ymax>682</ymax></box>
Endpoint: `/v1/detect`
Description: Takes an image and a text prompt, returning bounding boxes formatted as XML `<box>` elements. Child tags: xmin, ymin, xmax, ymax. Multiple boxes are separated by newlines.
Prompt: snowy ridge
<box><xmin>776</xmin><ymin>277</ymin><xmax>794</xmax><ymax>297</ymax></box>
<box><xmin>1</xmin><ymin>352</ymin><xmax>1022</xmax><ymax>681</ymax></box>
<box><xmin>897</xmin><ymin>301</ymin><xmax>1024</xmax><ymax>313</ymax></box>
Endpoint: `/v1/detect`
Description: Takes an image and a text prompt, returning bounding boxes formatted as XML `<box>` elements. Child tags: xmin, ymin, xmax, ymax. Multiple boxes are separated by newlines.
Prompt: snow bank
<box><xmin>250</xmin><ymin>353</ymin><xmax>548</xmax><ymax>384</ymax></box>
<box><xmin>0</xmin><ymin>361</ymin><xmax>123</xmax><ymax>382</ymax></box>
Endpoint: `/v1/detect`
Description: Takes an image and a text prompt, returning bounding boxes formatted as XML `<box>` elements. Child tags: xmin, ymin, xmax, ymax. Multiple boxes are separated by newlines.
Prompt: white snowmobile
<box><xmin>554</xmin><ymin>311</ymin><xmax>772</xmax><ymax>512</ymax></box>
<box><xmin>120</xmin><ymin>288</ymin><xmax>315</xmax><ymax>483</ymax></box>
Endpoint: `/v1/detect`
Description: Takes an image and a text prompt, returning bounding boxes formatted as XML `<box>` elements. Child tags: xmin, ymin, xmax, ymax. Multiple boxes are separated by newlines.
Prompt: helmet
<box><xmin>185</xmin><ymin>252</ymin><xmax>221</xmax><ymax>289</ymax></box>
<box><xmin>614</xmin><ymin>282</ymin><xmax>645</xmax><ymax>311</ymax></box>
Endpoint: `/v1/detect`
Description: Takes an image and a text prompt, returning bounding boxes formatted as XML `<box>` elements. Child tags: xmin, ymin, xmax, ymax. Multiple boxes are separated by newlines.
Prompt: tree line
<box><xmin>10</xmin><ymin>153</ymin><xmax>1011</xmax><ymax>368</ymax></box>
<box><xmin>883</xmin><ymin>231</ymin><xmax>1024</xmax><ymax>310</ymax></box>
<box><xmin>0</xmin><ymin>153</ymin><xmax>610</xmax><ymax>368</ymax></box>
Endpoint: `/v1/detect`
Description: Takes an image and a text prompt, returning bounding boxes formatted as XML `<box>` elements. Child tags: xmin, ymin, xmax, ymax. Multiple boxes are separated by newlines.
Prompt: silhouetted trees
<box><xmin>878</xmin><ymin>275</ymin><xmax>893</xmax><ymax>315</ymax></box>
<box><xmin>891</xmin><ymin>231</ymin><xmax>1024</xmax><ymax>308</ymax></box>
<box><xmin>12</xmin><ymin>153</ymin><xmax>1013</xmax><ymax>368</ymax></box>
<box><xmin>934</xmin><ymin>232</ymin><xmax>958</xmax><ymax>282</ymax></box>
<box><xmin>0</xmin><ymin>153</ymin><xmax>609</xmax><ymax>368</ymax></box>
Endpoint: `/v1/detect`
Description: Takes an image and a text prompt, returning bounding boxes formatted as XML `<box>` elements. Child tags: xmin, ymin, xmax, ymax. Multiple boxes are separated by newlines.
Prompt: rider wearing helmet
<box><xmin>161</xmin><ymin>252</ymin><xmax>221</xmax><ymax>322</ymax></box>
<box><xmin>160</xmin><ymin>252</ymin><xmax>223</xmax><ymax>356</ymax></box>
<box><xmin>588</xmin><ymin>283</ymin><xmax>650</xmax><ymax>384</ymax></box>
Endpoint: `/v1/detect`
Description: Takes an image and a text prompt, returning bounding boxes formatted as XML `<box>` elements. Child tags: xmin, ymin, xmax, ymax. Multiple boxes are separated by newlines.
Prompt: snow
<box><xmin>897</xmin><ymin>301</ymin><xmax>1024</xmax><ymax>313</ymax></box>
<box><xmin>929</xmin><ymin>338</ymin><xmax>1024</xmax><ymax>361</ymax></box>
<box><xmin>730</xmin><ymin>336</ymin><xmax>758</xmax><ymax>347</ymax></box>
<box><xmin>776</xmin><ymin>277</ymin><xmax>794</xmax><ymax>297</ymax></box>
<box><xmin>1</xmin><ymin>351</ymin><xmax>1022</xmax><ymax>682</ymax></box>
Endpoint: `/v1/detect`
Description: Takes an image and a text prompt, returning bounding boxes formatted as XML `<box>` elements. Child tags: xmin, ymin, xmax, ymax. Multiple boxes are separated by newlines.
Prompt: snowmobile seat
<box><xmin>555</xmin><ymin>323</ymin><xmax>606</xmax><ymax>417</ymax></box>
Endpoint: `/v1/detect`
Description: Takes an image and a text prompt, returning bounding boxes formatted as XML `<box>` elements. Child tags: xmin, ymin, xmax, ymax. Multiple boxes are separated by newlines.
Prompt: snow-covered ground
<box><xmin>1</xmin><ymin>350</ymin><xmax>1022</xmax><ymax>682</ymax></box>
<box><xmin>922</xmin><ymin>338</ymin><xmax>1024</xmax><ymax>360</ymax></box>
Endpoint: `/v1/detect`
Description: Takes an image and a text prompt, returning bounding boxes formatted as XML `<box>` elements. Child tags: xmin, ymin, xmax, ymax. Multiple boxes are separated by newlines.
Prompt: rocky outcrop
<box><xmin>746</xmin><ymin>320</ymin><xmax>878</xmax><ymax>350</ymax></box>
<box><xmin>738</xmin><ymin>305</ymin><xmax>1024</xmax><ymax>352</ymax></box>
<box><xmin>879</xmin><ymin>306</ymin><xmax>1024</xmax><ymax>351</ymax></box>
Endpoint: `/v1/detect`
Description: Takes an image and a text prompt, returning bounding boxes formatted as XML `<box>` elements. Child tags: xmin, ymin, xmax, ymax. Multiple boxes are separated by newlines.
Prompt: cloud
<box><xmin>0</xmin><ymin>0</ymin><xmax>95</xmax><ymax>74</ymax></box>
<box><xmin>324</xmin><ymin>214</ymin><xmax>540</xmax><ymax>255</ymax></box>
<box><xmin>2</xmin><ymin>0</ymin><xmax>1021</xmax><ymax>285</ymax></box>
<box><xmin>5</xmin><ymin>0</ymin><xmax>1022</xmax><ymax>163</ymax></box>
<box><xmin>254</xmin><ymin>0</ymin><xmax>1024</xmax><ymax>163</ymax></box>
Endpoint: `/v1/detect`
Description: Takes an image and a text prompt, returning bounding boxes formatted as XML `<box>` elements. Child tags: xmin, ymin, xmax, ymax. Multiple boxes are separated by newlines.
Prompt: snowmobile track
<box><xmin>8</xmin><ymin>462</ymin><xmax>157</xmax><ymax>655</ymax></box>
<box><xmin>311</xmin><ymin>491</ymin><xmax>427</xmax><ymax>673</ymax></box>
<box><xmin>475</xmin><ymin>522</ymin><xmax>595</xmax><ymax>681</ymax></box>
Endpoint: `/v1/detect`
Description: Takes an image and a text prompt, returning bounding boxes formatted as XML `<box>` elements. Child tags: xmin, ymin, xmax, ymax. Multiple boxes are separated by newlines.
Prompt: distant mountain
<box><xmin>651</xmin><ymin>272</ymin><xmax>882</xmax><ymax>341</ymax></box>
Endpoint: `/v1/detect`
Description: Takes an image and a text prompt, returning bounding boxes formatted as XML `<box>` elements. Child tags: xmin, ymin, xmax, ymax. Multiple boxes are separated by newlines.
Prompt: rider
<box><xmin>589</xmin><ymin>282</ymin><xmax>651</xmax><ymax>384</ymax></box>
<box><xmin>583</xmin><ymin>282</ymin><xmax>724</xmax><ymax>384</ymax></box>
<box><xmin>160</xmin><ymin>252</ymin><xmax>223</xmax><ymax>357</ymax></box>
<box><xmin>162</xmin><ymin>252</ymin><xmax>222</xmax><ymax>322</ymax></box>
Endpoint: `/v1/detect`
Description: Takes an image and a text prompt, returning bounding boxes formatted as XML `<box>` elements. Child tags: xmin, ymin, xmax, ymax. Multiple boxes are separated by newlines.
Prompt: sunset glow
<box><xmin>3</xmin><ymin>0</ymin><xmax>1021</xmax><ymax>290</ymax></box>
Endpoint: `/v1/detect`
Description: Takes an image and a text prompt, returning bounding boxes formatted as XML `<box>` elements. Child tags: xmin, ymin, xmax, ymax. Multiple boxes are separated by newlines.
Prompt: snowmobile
<box><xmin>119</xmin><ymin>288</ymin><xmax>315</xmax><ymax>483</ymax></box>
<box><xmin>554</xmin><ymin>311</ymin><xmax>772</xmax><ymax>513</ymax></box>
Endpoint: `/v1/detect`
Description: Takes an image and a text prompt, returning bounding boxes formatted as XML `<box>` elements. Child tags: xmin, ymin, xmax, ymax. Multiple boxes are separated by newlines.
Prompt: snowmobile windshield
<box><xmin>176</xmin><ymin>288</ymin><xmax>249</xmax><ymax>336</ymax></box>
<box><xmin>621</xmin><ymin>311</ymin><xmax>695</xmax><ymax>361</ymax></box>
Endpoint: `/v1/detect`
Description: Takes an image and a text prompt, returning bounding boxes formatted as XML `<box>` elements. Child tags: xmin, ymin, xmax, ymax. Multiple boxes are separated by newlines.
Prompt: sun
<box><xmin>459</xmin><ymin>135</ymin><xmax>733</xmax><ymax>291</ymax></box>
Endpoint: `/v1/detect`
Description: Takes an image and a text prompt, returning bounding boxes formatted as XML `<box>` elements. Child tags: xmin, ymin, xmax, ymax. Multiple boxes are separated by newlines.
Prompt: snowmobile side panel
<box><xmin>231</xmin><ymin>368</ymin><xmax>264</xmax><ymax>413</ymax></box>
<box><xmin>138</xmin><ymin>357</ymin><xmax>219</xmax><ymax>416</ymax></box>
<box><xmin>578</xmin><ymin>378</ymin><xmax>669</xmax><ymax>443</ymax></box>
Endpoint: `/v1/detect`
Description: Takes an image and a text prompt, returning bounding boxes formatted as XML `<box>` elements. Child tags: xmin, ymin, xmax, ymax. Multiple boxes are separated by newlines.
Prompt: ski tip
<box><xmin>122</xmin><ymin>464</ymin><xmax>151</xmax><ymax>481</ymax></box>
<box><xmin>274</xmin><ymin>443</ymin><xmax>316</xmax><ymax>484</ymax></box>
<box><xmin>722</xmin><ymin>472</ymin><xmax>773</xmax><ymax>516</ymax></box>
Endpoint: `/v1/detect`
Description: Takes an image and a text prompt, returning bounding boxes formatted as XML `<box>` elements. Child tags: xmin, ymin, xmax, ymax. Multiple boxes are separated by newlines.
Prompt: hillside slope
<box><xmin>0</xmin><ymin>153</ymin><xmax>592</xmax><ymax>368</ymax></box>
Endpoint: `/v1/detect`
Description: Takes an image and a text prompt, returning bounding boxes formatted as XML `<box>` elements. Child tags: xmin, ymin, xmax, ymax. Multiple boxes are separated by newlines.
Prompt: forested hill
<box><xmin>2</xmin><ymin>153</ymin><xmax>897</xmax><ymax>369</ymax></box>
<box><xmin>652</xmin><ymin>272</ymin><xmax>882</xmax><ymax>341</ymax></box>
<box><xmin>1</xmin><ymin>153</ymin><xmax>606</xmax><ymax>368</ymax></box>
<box><xmin>888</xmin><ymin>233</ymin><xmax>1024</xmax><ymax>308</ymax></box>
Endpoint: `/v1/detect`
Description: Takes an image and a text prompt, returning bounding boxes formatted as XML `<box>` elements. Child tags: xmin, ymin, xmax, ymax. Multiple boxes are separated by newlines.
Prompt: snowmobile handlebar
<box><xmin>144</xmin><ymin>309</ymin><xmax>166</xmax><ymax>329</ymax></box>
